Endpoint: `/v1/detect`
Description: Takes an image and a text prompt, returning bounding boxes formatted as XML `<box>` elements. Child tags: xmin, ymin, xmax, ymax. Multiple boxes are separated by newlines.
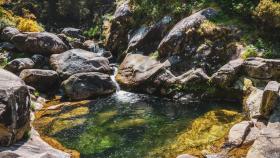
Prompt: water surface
<box><xmin>34</xmin><ymin>91</ymin><xmax>243</xmax><ymax>158</ymax></box>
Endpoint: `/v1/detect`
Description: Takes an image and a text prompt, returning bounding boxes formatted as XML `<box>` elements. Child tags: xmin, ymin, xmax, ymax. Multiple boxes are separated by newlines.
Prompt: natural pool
<box><xmin>34</xmin><ymin>90</ymin><xmax>243</xmax><ymax>158</ymax></box>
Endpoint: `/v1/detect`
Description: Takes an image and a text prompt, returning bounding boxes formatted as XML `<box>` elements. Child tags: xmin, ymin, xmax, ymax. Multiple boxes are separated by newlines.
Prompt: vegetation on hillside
<box><xmin>0</xmin><ymin>0</ymin><xmax>279</xmax><ymax>57</ymax></box>
<box><xmin>0</xmin><ymin>5</ymin><xmax>43</xmax><ymax>32</ymax></box>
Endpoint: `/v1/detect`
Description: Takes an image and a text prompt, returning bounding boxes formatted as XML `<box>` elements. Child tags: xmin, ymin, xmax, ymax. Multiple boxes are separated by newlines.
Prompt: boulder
<box><xmin>31</xmin><ymin>54</ymin><xmax>48</xmax><ymax>69</ymax></box>
<box><xmin>243</xmin><ymin>126</ymin><xmax>261</xmax><ymax>145</ymax></box>
<box><xmin>105</xmin><ymin>1</ymin><xmax>133</xmax><ymax>57</ymax></box>
<box><xmin>11</xmin><ymin>32</ymin><xmax>68</xmax><ymax>55</ymax></box>
<box><xmin>4</xmin><ymin>58</ymin><xmax>35</xmax><ymax>74</ymax></box>
<box><xmin>1</xmin><ymin>27</ymin><xmax>20</xmax><ymax>41</ymax></box>
<box><xmin>0</xmin><ymin>42</ymin><xmax>15</xmax><ymax>51</ymax></box>
<box><xmin>126</xmin><ymin>16</ymin><xmax>173</xmax><ymax>55</ymax></box>
<box><xmin>243</xmin><ymin>57</ymin><xmax>280</xmax><ymax>80</ymax></box>
<box><xmin>50</xmin><ymin>49</ymin><xmax>112</xmax><ymax>79</ymax></box>
<box><xmin>211</xmin><ymin>59</ymin><xmax>243</xmax><ymax>88</ymax></box>
<box><xmin>61</xmin><ymin>27</ymin><xmax>85</xmax><ymax>40</ymax></box>
<box><xmin>247</xmin><ymin>106</ymin><xmax>280</xmax><ymax>158</ymax></box>
<box><xmin>0</xmin><ymin>128</ymin><xmax>70</xmax><ymax>158</ymax></box>
<box><xmin>0</xmin><ymin>69</ymin><xmax>30</xmax><ymax>146</ymax></box>
<box><xmin>116</xmin><ymin>54</ymin><xmax>164</xmax><ymax>87</ymax></box>
<box><xmin>19</xmin><ymin>69</ymin><xmax>60</xmax><ymax>92</ymax></box>
<box><xmin>228</xmin><ymin>121</ymin><xmax>252</xmax><ymax>146</ymax></box>
<box><xmin>62</xmin><ymin>72</ymin><xmax>116</xmax><ymax>100</ymax></box>
<box><xmin>175</xmin><ymin>68</ymin><xmax>210</xmax><ymax>85</ymax></box>
<box><xmin>158</xmin><ymin>8</ymin><xmax>217</xmax><ymax>57</ymax></box>
<box><xmin>260</xmin><ymin>81</ymin><xmax>280</xmax><ymax>118</ymax></box>
<box><xmin>82</xmin><ymin>40</ymin><xmax>113</xmax><ymax>59</ymax></box>
<box><xmin>244</xmin><ymin>87</ymin><xmax>263</xmax><ymax>119</ymax></box>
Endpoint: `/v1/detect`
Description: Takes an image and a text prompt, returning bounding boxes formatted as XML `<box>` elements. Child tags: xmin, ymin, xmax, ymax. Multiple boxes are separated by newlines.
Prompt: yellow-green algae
<box><xmin>148</xmin><ymin>109</ymin><xmax>243</xmax><ymax>158</ymax></box>
<box><xmin>34</xmin><ymin>92</ymin><xmax>244</xmax><ymax>158</ymax></box>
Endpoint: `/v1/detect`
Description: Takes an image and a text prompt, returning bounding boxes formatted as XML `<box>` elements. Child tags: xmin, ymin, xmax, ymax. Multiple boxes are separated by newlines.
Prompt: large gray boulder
<box><xmin>50</xmin><ymin>49</ymin><xmax>112</xmax><ymax>79</ymax></box>
<box><xmin>4</xmin><ymin>58</ymin><xmax>35</xmax><ymax>74</ymax></box>
<box><xmin>1</xmin><ymin>27</ymin><xmax>20</xmax><ymax>41</ymax></box>
<box><xmin>0</xmin><ymin>69</ymin><xmax>30</xmax><ymax>146</ymax></box>
<box><xmin>158</xmin><ymin>8</ymin><xmax>217</xmax><ymax>57</ymax></box>
<box><xmin>62</xmin><ymin>72</ymin><xmax>116</xmax><ymax>100</ymax></box>
<box><xmin>116</xmin><ymin>54</ymin><xmax>164</xmax><ymax>88</ymax></box>
<box><xmin>11</xmin><ymin>32</ymin><xmax>68</xmax><ymax>55</ymax></box>
<box><xmin>19</xmin><ymin>69</ymin><xmax>60</xmax><ymax>92</ymax></box>
<box><xmin>126</xmin><ymin>16</ymin><xmax>173</xmax><ymax>55</ymax></box>
<box><xmin>243</xmin><ymin>57</ymin><xmax>280</xmax><ymax>80</ymax></box>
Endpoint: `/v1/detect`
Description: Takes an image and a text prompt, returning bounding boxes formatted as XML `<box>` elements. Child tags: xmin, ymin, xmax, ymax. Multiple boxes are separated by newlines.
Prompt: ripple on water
<box><xmin>34</xmin><ymin>91</ymin><xmax>244</xmax><ymax>158</ymax></box>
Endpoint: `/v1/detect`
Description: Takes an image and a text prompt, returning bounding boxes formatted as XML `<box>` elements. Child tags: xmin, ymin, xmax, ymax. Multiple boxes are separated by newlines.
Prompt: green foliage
<box><xmin>254</xmin><ymin>0</ymin><xmax>280</xmax><ymax>28</ymax></box>
<box><xmin>149</xmin><ymin>51</ymin><xmax>159</xmax><ymax>60</ymax></box>
<box><xmin>30</xmin><ymin>102</ymin><xmax>36</xmax><ymax>111</ymax></box>
<box><xmin>34</xmin><ymin>90</ymin><xmax>40</xmax><ymax>97</ymax></box>
<box><xmin>23</xmin><ymin>130</ymin><xmax>31</xmax><ymax>140</ymax></box>
<box><xmin>241</xmin><ymin>45</ymin><xmax>259</xmax><ymax>59</ymax></box>
<box><xmin>83</xmin><ymin>25</ymin><xmax>101</xmax><ymax>39</ymax></box>
<box><xmin>0</xmin><ymin>57</ymin><xmax>8</xmax><ymax>68</ymax></box>
<box><xmin>215</xmin><ymin>0</ymin><xmax>258</xmax><ymax>16</ymax></box>
<box><xmin>130</xmin><ymin>0</ymin><xmax>191</xmax><ymax>25</ymax></box>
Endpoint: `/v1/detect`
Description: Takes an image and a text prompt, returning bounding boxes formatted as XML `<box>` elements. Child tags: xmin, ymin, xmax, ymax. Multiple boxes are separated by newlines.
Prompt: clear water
<box><xmin>34</xmin><ymin>90</ymin><xmax>243</xmax><ymax>158</ymax></box>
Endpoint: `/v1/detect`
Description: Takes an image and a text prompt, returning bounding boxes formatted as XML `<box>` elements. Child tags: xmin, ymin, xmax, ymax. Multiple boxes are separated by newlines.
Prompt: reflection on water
<box><xmin>34</xmin><ymin>91</ymin><xmax>243</xmax><ymax>158</ymax></box>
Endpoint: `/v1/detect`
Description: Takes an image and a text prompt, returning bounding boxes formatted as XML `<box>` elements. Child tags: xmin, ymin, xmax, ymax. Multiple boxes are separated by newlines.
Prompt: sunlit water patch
<box><xmin>34</xmin><ymin>91</ymin><xmax>243</xmax><ymax>158</ymax></box>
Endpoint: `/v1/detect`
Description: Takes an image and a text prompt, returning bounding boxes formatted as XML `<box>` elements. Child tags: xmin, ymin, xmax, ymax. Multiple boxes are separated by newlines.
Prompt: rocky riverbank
<box><xmin>0</xmin><ymin>1</ymin><xmax>280</xmax><ymax>157</ymax></box>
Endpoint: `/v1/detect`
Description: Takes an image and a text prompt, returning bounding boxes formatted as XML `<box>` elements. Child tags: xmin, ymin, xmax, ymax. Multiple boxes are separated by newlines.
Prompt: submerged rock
<box><xmin>0</xmin><ymin>69</ymin><xmax>30</xmax><ymax>146</ymax></box>
<box><xmin>11</xmin><ymin>32</ymin><xmax>68</xmax><ymax>55</ymax></box>
<box><xmin>158</xmin><ymin>8</ymin><xmax>217</xmax><ymax>57</ymax></box>
<box><xmin>149</xmin><ymin>109</ymin><xmax>243</xmax><ymax>157</ymax></box>
<box><xmin>62</xmin><ymin>72</ymin><xmax>116</xmax><ymax>100</ymax></box>
<box><xmin>19</xmin><ymin>69</ymin><xmax>60</xmax><ymax>92</ymax></box>
<box><xmin>4</xmin><ymin>58</ymin><xmax>35</xmax><ymax>74</ymax></box>
<box><xmin>50</xmin><ymin>49</ymin><xmax>112</xmax><ymax>79</ymax></box>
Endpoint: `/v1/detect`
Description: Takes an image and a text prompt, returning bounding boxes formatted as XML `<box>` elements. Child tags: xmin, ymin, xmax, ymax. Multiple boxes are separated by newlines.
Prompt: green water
<box><xmin>34</xmin><ymin>91</ymin><xmax>242</xmax><ymax>158</ymax></box>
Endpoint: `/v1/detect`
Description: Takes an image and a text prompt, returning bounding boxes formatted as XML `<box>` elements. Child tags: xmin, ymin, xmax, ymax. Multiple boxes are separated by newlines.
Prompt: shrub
<box><xmin>216</xmin><ymin>0</ymin><xmax>258</xmax><ymax>16</ymax></box>
<box><xmin>16</xmin><ymin>17</ymin><xmax>44</xmax><ymax>32</ymax></box>
<box><xmin>254</xmin><ymin>0</ymin><xmax>280</xmax><ymax>28</ymax></box>
<box><xmin>241</xmin><ymin>45</ymin><xmax>259</xmax><ymax>59</ymax></box>
<box><xmin>130</xmin><ymin>0</ymin><xmax>191</xmax><ymax>25</ymax></box>
<box><xmin>0</xmin><ymin>7</ymin><xmax>16</xmax><ymax>29</ymax></box>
